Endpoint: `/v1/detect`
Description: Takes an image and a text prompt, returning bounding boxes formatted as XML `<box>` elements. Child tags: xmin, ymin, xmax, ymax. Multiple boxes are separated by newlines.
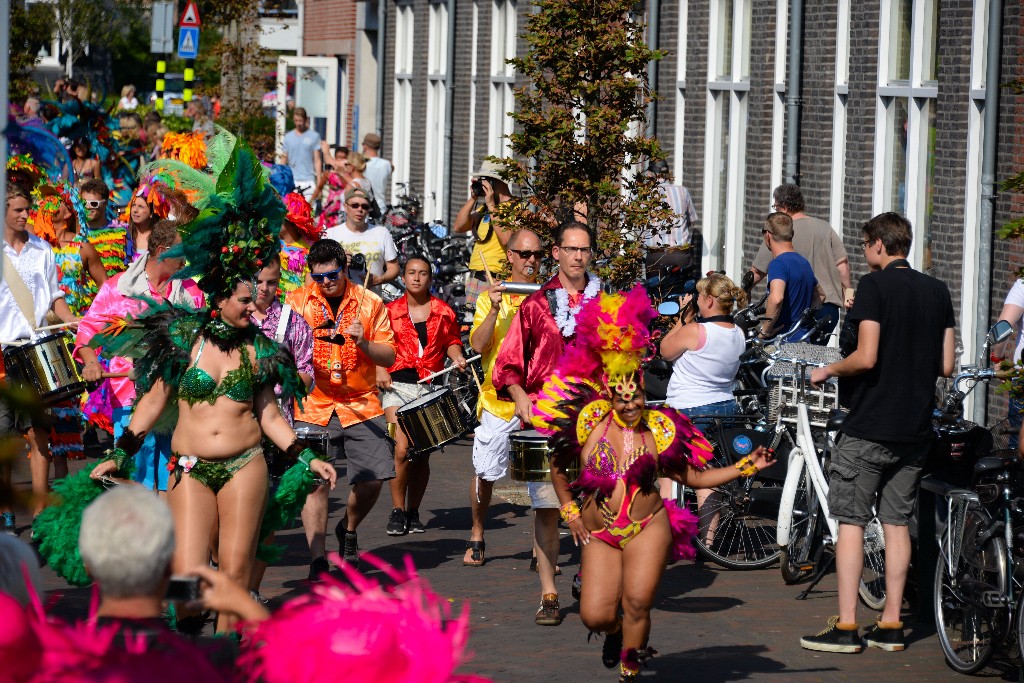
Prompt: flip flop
<box><xmin>463</xmin><ymin>540</ymin><xmax>485</xmax><ymax>567</ymax></box>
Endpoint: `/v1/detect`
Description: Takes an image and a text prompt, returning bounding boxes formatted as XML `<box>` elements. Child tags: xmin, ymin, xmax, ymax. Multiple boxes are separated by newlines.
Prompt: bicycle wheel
<box><xmin>780</xmin><ymin>466</ymin><xmax>821</xmax><ymax>584</ymax></box>
<box><xmin>678</xmin><ymin>442</ymin><xmax>783</xmax><ymax>570</ymax></box>
<box><xmin>858</xmin><ymin>517</ymin><xmax>887</xmax><ymax>610</ymax></box>
<box><xmin>934</xmin><ymin>507</ymin><xmax>1008</xmax><ymax>674</ymax></box>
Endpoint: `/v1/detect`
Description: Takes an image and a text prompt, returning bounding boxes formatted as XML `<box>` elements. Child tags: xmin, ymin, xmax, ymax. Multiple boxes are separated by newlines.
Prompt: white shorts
<box><xmin>472</xmin><ymin>409</ymin><xmax>521</xmax><ymax>481</ymax></box>
<box><xmin>294</xmin><ymin>181</ymin><xmax>316</xmax><ymax>202</ymax></box>
<box><xmin>381</xmin><ymin>380</ymin><xmax>430</xmax><ymax>411</ymax></box>
<box><xmin>528</xmin><ymin>482</ymin><xmax>560</xmax><ymax>509</ymax></box>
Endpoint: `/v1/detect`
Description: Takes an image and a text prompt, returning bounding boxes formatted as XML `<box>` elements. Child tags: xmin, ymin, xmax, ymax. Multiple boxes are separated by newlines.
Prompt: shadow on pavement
<box><xmin>648</xmin><ymin>645</ymin><xmax>836</xmax><ymax>681</ymax></box>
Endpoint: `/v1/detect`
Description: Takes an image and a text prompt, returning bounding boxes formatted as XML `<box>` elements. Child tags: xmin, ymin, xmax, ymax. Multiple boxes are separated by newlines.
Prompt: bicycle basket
<box><xmin>766</xmin><ymin>376</ymin><xmax>840</xmax><ymax>429</ymax></box>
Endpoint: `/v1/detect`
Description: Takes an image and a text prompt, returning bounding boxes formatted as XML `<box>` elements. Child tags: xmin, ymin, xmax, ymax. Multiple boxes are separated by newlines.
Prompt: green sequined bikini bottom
<box><xmin>170</xmin><ymin>445</ymin><xmax>263</xmax><ymax>493</ymax></box>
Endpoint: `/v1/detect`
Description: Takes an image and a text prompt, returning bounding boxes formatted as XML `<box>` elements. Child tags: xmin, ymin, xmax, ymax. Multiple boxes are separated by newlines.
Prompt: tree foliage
<box><xmin>9</xmin><ymin>2</ymin><xmax>57</xmax><ymax>101</ymax></box>
<box><xmin>493</xmin><ymin>0</ymin><xmax>677</xmax><ymax>288</ymax></box>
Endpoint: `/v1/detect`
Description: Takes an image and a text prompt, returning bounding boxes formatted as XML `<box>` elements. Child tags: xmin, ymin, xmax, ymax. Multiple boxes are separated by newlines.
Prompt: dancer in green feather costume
<box><xmin>32</xmin><ymin>130</ymin><xmax>337</xmax><ymax>633</ymax></box>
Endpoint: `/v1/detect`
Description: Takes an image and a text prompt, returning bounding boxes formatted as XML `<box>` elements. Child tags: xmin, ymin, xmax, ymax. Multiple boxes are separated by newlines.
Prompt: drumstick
<box><xmin>478</xmin><ymin>253</ymin><xmax>495</xmax><ymax>285</ymax></box>
<box><xmin>356</xmin><ymin>268</ymin><xmax>373</xmax><ymax>310</ymax></box>
<box><xmin>34</xmin><ymin>321</ymin><xmax>80</xmax><ymax>332</ymax></box>
<box><xmin>470</xmin><ymin>364</ymin><xmax>483</xmax><ymax>392</ymax></box>
<box><xmin>101</xmin><ymin>371</ymin><xmax>135</xmax><ymax>379</ymax></box>
<box><xmin>417</xmin><ymin>354</ymin><xmax>482</xmax><ymax>384</ymax></box>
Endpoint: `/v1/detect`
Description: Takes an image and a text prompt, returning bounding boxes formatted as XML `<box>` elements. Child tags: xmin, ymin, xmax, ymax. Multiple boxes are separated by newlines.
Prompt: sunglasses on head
<box><xmin>310</xmin><ymin>267</ymin><xmax>343</xmax><ymax>283</ymax></box>
<box><xmin>509</xmin><ymin>249</ymin><xmax>545</xmax><ymax>260</ymax></box>
<box><xmin>347</xmin><ymin>202</ymin><xmax>370</xmax><ymax>210</ymax></box>
<box><xmin>84</xmin><ymin>199</ymin><xmax>105</xmax><ymax>209</ymax></box>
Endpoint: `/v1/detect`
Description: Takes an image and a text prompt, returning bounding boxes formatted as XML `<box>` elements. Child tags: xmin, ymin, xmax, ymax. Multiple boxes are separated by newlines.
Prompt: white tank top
<box><xmin>665</xmin><ymin>322</ymin><xmax>746</xmax><ymax>409</ymax></box>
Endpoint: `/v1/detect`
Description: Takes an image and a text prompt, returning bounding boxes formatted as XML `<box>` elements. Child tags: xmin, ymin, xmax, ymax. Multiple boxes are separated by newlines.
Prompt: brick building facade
<box><xmin>305</xmin><ymin>0</ymin><xmax>1024</xmax><ymax>417</ymax></box>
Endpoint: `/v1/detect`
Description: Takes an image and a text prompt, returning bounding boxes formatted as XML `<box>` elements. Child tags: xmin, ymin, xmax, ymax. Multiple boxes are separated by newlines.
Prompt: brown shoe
<box><xmin>535</xmin><ymin>593</ymin><xmax>562</xmax><ymax>626</ymax></box>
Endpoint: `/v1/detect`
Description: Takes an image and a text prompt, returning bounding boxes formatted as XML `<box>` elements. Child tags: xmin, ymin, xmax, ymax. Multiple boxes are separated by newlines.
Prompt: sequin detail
<box><xmin>170</xmin><ymin>445</ymin><xmax>262</xmax><ymax>493</ymax></box>
<box><xmin>179</xmin><ymin>338</ymin><xmax>256</xmax><ymax>406</ymax></box>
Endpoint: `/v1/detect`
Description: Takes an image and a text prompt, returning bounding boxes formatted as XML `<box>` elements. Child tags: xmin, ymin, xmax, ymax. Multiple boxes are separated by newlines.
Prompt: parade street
<box><xmin>28</xmin><ymin>439</ymin><xmax>992</xmax><ymax>683</ymax></box>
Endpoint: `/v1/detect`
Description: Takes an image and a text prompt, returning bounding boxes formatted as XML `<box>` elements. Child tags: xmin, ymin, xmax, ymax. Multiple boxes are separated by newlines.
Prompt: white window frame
<box><xmin>467</xmin><ymin>1</ymin><xmax>482</xmax><ymax>181</ymax></box>
<box><xmin>769</xmin><ymin>0</ymin><xmax>787</xmax><ymax>195</ymax></box>
<box><xmin>702</xmin><ymin>0</ymin><xmax>751</xmax><ymax>276</ymax></box>
<box><xmin>424</xmin><ymin>1</ymin><xmax>449</xmax><ymax>222</ymax></box>
<box><xmin>829</xmin><ymin>0</ymin><xmax>852</xmax><ymax>233</ymax></box>
<box><xmin>871</xmin><ymin>0</ymin><xmax>940</xmax><ymax>270</ymax></box>
<box><xmin>671</xmin><ymin>0</ymin><xmax>689</xmax><ymax>182</ymax></box>
<box><xmin>488</xmin><ymin>0</ymin><xmax>517</xmax><ymax>158</ymax></box>
<box><xmin>391</xmin><ymin>2</ymin><xmax>416</xmax><ymax>205</ymax></box>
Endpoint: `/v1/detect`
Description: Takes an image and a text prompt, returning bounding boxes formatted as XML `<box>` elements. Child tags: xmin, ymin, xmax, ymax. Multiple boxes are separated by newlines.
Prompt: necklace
<box><xmin>553</xmin><ymin>275</ymin><xmax>601</xmax><ymax>337</ymax></box>
<box><xmin>612</xmin><ymin>411</ymin><xmax>642</xmax><ymax>458</ymax></box>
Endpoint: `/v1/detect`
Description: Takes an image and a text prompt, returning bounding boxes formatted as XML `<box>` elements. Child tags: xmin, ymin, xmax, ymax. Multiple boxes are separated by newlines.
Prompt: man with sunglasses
<box><xmin>286</xmin><ymin>239</ymin><xmax>397</xmax><ymax>570</ymax></box>
<box><xmin>325</xmin><ymin>187</ymin><xmax>399</xmax><ymax>298</ymax></box>
<box><xmin>80</xmin><ymin>178</ymin><xmax>129</xmax><ymax>278</ymax></box>
<box><xmin>493</xmin><ymin>221</ymin><xmax>602</xmax><ymax>626</ymax></box>
<box><xmin>464</xmin><ymin>229</ymin><xmax>543</xmax><ymax>567</ymax></box>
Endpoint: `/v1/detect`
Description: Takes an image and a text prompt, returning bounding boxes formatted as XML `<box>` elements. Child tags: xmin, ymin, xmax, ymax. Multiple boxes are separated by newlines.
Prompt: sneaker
<box><xmin>249</xmin><ymin>590</ymin><xmax>269</xmax><ymax>605</ymax></box>
<box><xmin>308</xmin><ymin>556</ymin><xmax>331</xmax><ymax>582</ymax></box>
<box><xmin>863</xmin><ymin>619</ymin><xmax>906</xmax><ymax>652</ymax></box>
<box><xmin>386</xmin><ymin>508</ymin><xmax>407</xmax><ymax>536</ymax></box>
<box><xmin>535</xmin><ymin>593</ymin><xmax>562</xmax><ymax>626</ymax></box>
<box><xmin>800</xmin><ymin>616</ymin><xmax>863</xmax><ymax>653</ymax></box>
<box><xmin>342</xmin><ymin>532</ymin><xmax>360</xmax><ymax>566</ymax></box>
<box><xmin>2</xmin><ymin>513</ymin><xmax>15</xmax><ymax>535</ymax></box>
<box><xmin>405</xmin><ymin>509</ymin><xmax>425</xmax><ymax>534</ymax></box>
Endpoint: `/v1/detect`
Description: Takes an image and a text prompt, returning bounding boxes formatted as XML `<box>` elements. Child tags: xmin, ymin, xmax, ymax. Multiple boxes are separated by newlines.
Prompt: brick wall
<box><xmin>302</xmin><ymin>0</ymin><xmax>357</xmax><ymax>147</ymax></box>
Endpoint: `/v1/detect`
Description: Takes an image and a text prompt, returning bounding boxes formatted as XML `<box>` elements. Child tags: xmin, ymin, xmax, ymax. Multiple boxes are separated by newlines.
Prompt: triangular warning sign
<box><xmin>180</xmin><ymin>1</ymin><xmax>200</xmax><ymax>27</ymax></box>
<box><xmin>180</xmin><ymin>31</ymin><xmax>195</xmax><ymax>53</ymax></box>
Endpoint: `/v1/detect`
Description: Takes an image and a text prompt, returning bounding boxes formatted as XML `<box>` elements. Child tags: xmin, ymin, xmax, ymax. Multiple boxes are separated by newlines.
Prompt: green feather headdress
<box><xmin>161</xmin><ymin>127</ymin><xmax>285</xmax><ymax>299</ymax></box>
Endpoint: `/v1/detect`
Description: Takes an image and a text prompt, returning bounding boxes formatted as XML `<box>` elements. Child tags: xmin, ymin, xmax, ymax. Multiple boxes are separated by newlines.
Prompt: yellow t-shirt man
<box><xmin>470</xmin><ymin>289</ymin><xmax>527</xmax><ymax>421</ymax></box>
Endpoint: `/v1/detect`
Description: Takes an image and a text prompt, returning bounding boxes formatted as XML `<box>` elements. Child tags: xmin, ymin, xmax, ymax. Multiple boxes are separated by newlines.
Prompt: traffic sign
<box><xmin>179</xmin><ymin>0</ymin><xmax>201</xmax><ymax>27</ymax></box>
<box><xmin>150</xmin><ymin>1</ymin><xmax>175</xmax><ymax>54</ymax></box>
<box><xmin>177</xmin><ymin>27</ymin><xmax>199</xmax><ymax>59</ymax></box>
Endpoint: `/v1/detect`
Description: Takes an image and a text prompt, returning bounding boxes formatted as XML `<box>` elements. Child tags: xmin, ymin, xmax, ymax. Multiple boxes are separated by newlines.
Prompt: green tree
<box><xmin>43</xmin><ymin>0</ymin><xmax>146</xmax><ymax>79</ymax></box>
<box><xmin>9</xmin><ymin>2</ymin><xmax>54</xmax><ymax>101</ymax></box>
<box><xmin>494</xmin><ymin>0</ymin><xmax>677</xmax><ymax>288</ymax></box>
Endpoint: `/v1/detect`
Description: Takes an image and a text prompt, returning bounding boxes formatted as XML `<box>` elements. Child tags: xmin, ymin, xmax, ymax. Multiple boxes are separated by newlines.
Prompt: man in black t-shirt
<box><xmin>800</xmin><ymin>213</ymin><xmax>955</xmax><ymax>655</ymax></box>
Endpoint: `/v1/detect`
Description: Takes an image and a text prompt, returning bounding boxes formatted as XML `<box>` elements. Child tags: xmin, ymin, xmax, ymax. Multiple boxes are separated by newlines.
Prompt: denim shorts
<box><xmin>827</xmin><ymin>434</ymin><xmax>930</xmax><ymax>527</ymax></box>
<box><xmin>673</xmin><ymin>399</ymin><xmax>739</xmax><ymax>433</ymax></box>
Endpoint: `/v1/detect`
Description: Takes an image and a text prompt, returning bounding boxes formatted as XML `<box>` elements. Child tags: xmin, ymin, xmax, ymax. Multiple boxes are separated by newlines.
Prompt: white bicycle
<box><xmin>768</xmin><ymin>345</ymin><xmax>887</xmax><ymax>610</ymax></box>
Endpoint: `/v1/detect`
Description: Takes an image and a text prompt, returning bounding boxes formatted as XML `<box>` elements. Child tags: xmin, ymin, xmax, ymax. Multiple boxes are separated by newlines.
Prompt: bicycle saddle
<box><xmin>826</xmin><ymin>408</ymin><xmax>848</xmax><ymax>432</ymax></box>
<box><xmin>973</xmin><ymin>455</ymin><xmax>1022</xmax><ymax>475</ymax></box>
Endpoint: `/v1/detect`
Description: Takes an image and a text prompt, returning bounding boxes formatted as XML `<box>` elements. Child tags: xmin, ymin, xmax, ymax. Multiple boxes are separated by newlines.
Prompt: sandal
<box><xmin>463</xmin><ymin>540</ymin><xmax>486</xmax><ymax>566</ymax></box>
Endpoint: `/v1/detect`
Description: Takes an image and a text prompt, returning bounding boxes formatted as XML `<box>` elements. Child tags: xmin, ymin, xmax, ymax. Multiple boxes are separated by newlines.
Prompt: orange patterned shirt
<box><xmin>286</xmin><ymin>281</ymin><xmax>396</xmax><ymax>427</ymax></box>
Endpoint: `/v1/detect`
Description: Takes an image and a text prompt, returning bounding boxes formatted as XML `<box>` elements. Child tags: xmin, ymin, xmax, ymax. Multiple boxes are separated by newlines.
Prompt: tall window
<box><xmin>702</xmin><ymin>0</ymin><xmax>751</xmax><ymax>275</ymax></box>
<box><xmin>488</xmin><ymin>0</ymin><xmax>517</xmax><ymax>157</ymax></box>
<box><xmin>391</xmin><ymin>3</ymin><xmax>415</xmax><ymax>204</ymax></box>
<box><xmin>672</xmin><ymin>1</ymin><xmax>689</xmax><ymax>182</ymax></box>
<box><xmin>872</xmin><ymin>0</ymin><xmax>940</xmax><ymax>271</ymax></box>
<box><xmin>829</xmin><ymin>0</ymin><xmax>852</xmax><ymax>231</ymax></box>
<box><xmin>424</xmin><ymin>1</ymin><xmax>449</xmax><ymax>221</ymax></box>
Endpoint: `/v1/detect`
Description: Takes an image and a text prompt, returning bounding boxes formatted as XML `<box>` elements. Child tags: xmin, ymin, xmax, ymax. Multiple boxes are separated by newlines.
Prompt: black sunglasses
<box><xmin>509</xmin><ymin>249</ymin><xmax>545</xmax><ymax>260</ymax></box>
<box><xmin>310</xmin><ymin>267</ymin><xmax>343</xmax><ymax>283</ymax></box>
<box><xmin>347</xmin><ymin>202</ymin><xmax>370</xmax><ymax>210</ymax></box>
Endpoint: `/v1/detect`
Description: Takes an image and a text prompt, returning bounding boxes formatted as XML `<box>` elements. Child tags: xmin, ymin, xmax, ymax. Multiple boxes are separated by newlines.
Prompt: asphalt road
<box><xmin>17</xmin><ymin>438</ymin><xmax>1018</xmax><ymax>682</ymax></box>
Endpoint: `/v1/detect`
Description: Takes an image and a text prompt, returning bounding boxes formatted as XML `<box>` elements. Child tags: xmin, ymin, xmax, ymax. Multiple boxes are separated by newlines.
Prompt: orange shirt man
<box><xmin>287</xmin><ymin>239</ymin><xmax>396</xmax><ymax>571</ymax></box>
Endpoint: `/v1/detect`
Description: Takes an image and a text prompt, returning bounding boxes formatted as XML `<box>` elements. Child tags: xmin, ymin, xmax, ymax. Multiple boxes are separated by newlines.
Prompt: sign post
<box><xmin>177</xmin><ymin>1</ymin><xmax>201</xmax><ymax>102</ymax></box>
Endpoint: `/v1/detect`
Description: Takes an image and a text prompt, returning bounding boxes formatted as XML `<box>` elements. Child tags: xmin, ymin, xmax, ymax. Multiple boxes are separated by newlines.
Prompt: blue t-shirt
<box><xmin>282</xmin><ymin>128</ymin><xmax>322</xmax><ymax>183</ymax></box>
<box><xmin>767</xmin><ymin>251</ymin><xmax>817</xmax><ymax>332</ymax></box>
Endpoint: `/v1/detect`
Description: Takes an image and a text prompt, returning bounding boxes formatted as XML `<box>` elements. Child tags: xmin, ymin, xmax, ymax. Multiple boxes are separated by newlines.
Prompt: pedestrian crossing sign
<box><xmin>177</xmin><ymin>26</ymin><xmax>199</xmax><ymax>59</ymax></box>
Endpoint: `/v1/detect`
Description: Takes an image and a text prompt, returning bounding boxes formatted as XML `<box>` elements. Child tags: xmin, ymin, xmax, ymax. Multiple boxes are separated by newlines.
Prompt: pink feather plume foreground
<box><xmin>238</xmin><ymin>553</ymin><xmax>490</xmax><ymax>683</ymax></box>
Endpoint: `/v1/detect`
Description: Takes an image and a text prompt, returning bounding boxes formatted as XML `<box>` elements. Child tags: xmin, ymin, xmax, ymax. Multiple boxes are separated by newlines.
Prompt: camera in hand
<box><xmin>165</xmin><ymin>576</ymin><xmax>201</xmax><ymax>603</ymax></box>
<box><xmin>349</xmin><ymin>253</ymin><xmax>366</xmax><ymax>272</ymax></box>
<box><xmin>471</xmin><ymin>179</ymin><xmax>486</xmax><ymax>198</ymax></box>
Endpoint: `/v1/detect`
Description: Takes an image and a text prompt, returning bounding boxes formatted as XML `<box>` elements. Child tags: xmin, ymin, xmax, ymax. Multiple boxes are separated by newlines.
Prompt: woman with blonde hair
<box><xmin>658</xmin><ymin>273</ymin><xmax>749</xmax><ymax>543</ymax></box>
<box><xmin>117</xmin><ymin>84</ymin><xmax>138</xmax><ymax>112</ymax></box>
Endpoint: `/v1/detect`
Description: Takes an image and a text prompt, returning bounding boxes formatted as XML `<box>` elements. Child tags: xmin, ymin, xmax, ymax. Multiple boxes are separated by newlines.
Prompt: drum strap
<box><xmin>274</xmin><ymin>304</ymin><xmax>292</xmax><ymax>344</ymax></box>
<box><xmin>2</xmin><ymin>250</ymin><xmax>38</xmax><ymax>331</ymax></box>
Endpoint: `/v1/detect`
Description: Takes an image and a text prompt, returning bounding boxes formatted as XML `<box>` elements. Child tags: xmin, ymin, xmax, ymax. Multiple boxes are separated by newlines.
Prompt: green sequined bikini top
<box><xmin>179</xmin><ymin>336</ymin><xmax>256</xmax><ymax>406</ymax></box>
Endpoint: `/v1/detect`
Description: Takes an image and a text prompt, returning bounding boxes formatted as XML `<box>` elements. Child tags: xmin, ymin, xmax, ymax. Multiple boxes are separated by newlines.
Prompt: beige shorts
<box><xmin>528</xmin><ymin>481</ymin><xmax>560</xmax><ymax>509</ymax></box>
<box><xmin>472</xmin><ymin>409</ymin><xmax>521</xmax><ymax>481</ymax></box>
<box><xmin>380</xmin><ymin>380</ymin><xmax>431</xmax><ymax>411</ymax></box>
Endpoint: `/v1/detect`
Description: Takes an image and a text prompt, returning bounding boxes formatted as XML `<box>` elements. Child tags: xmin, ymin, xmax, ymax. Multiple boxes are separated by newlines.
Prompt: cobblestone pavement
<box><xmin>22</xmin><ymin>439</ymin><xmax>1020</xmax><ymax>682</ymax></box>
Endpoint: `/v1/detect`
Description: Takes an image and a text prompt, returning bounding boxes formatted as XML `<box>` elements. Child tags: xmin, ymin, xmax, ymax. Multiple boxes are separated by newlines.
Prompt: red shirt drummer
<box><xmin>377</xmin><ymin>256</ymin><xmax>467</xmax><ymax>537</ymax></box>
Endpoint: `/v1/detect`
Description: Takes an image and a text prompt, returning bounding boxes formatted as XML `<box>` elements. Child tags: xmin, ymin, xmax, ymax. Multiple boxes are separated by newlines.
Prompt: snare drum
<box><xmin>510</xmin><ymin>429</ymin><xmax>580</xmax><ymax>482</ymax></box>
<box><xmin>267</xmin><ymin>427</ymin><xmax>332</xmax><ymax>483</ymax></box>
<box><xmin>3</xmin><ymin>333</ymin><xmax>86</xmax><ymax>405</ymax></box>
<box><xmin>396</xmin><ymin>387</ymin><xmax>469</xmax><ymax>455</ymax></box>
